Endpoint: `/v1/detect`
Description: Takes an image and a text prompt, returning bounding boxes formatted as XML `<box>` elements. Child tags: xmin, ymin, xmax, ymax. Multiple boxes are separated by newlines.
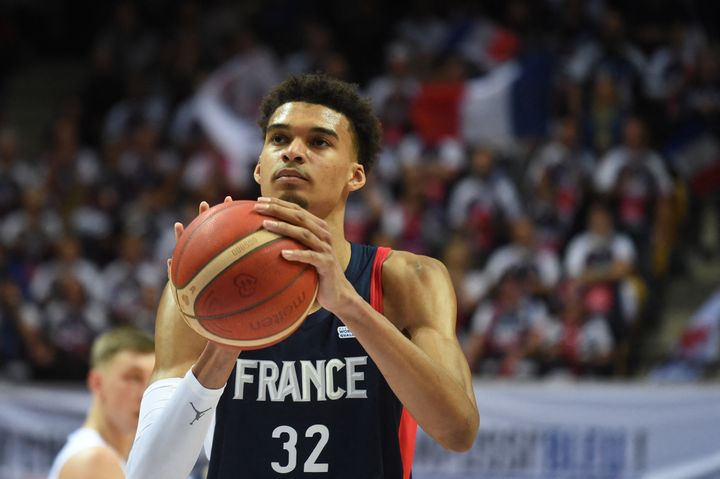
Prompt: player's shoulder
<box><xmin>383</xmin><ymin>250</ymin><xmax>449</xmax><ymax>286</ymax></box>
<box><xmin>382</xmin><ymin>250</ymin><xmax>453</xmax><ymax>330</ymax></box>
<box><xmin>58</xmin><ymin>446</ymin><xmax>124</xmax><ymax>479</ymax></box>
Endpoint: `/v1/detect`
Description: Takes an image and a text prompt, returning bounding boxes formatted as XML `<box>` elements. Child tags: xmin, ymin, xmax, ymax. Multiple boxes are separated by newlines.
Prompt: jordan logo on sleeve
<box><xmin>189</xmin><ymin>402</ymin><xmax>212</xmax><ymax>425</ymax></box>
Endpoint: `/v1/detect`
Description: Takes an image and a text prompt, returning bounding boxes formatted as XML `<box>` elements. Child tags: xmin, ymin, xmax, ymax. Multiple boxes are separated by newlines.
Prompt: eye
<box><xmin>311</xmin><ymin>137</ymin><xmax>330</xmax><ymax>148</ymax></box>
<box><xmin>124</xmin><ymin>372</ymin><xmax>145</xmax><ymax>384</ymax></box>
<box><xmin>270</xmin><ymin>134</ymin><xmax>287</xmax><ymax>145</ymax></box>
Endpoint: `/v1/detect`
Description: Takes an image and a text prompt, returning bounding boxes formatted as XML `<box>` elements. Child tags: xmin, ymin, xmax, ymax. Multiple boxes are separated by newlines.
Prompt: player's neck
<box><xmin>325</xmin><ymin>204</ymin><xmax>352</xmax><ymax>272</ymax></box>
<box><xmin>84</xmin><ymin>402</ymin><xmax>134</xmax><ymax>460</ymax></box>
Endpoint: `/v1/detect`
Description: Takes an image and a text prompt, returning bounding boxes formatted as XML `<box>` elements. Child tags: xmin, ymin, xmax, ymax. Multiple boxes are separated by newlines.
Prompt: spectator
<box><xmin>102</xmin><ymin>234</ymin><xmax>163</xmax><ymax>329</ymax></box>
<box><xmin>112</xmin><ymin>117</ymin><xmax>180</xmax><ymax>202</ymax></box>
<box><xmin>464</xmin><ymin>268</ymin><xmax>552</xmax><ymax>378</ymax></box>
<box><xmin>343</xmin><ymin>175</ymin><xmax>385</xmax><ymax>245</ymax></box>
<box><xmin>68</xmin><ymin>184</ymin><xmax>119</xmax><ymax>265</ymax></box>
<box><xmin>93</xmin><ymin>2</ymin><xmax>158</xmax><ymax>75</ymax></box>
<box><xmin>564</xmin><ymin>201</ymin><xmax>644</xmax><ymax>342</ymax></box>
<box><xmin>0</xmin><ymin>127</ymin><xmax>41</xmax><ymax>216</ymax></box>
<box><xmin>29</xmin><ymin>235</ymin><xmax>105</xmax><ymax>306</ymax></box>
<box><xmin>484</xmin><ymin>217</ymin><xmax>561</xmax><ymax>301</ymax></box>
<box><xmin>643</xmin><ymin>22</ymin><xmax>705</xmax><ymax>113</ymax></box>
<box><xmin>0</xmin><ymin>277</ymin><xmax>53</xmax><ymax>380</ymax></box>
<box><xmin>594</xmin><ymin>116</ymin><xmax>674</xmax><ymax>278</ymax></box>
<box><xmin>446</xmin><ymin>146</ymin><xmax>524</xmax><ymax>260</ymax></box>
<box><xmin>456</xmin><ymin>10</ymin><xmax>519</xmax><ymax>73</ymax></box>
<box><xmin>214</xmin><ymin>27</ymin><xmax>282</xmax><ymax>121</ymax></box>
<box><xmin>683</xmin><ymin>45</ymin><xmax>720</xmax><ymax>133</ymax></box>
<box><xmin>103</xmin><ymin>71</ymin><xmax>168</xmax><ymax>145</ymax></box>
<box><xmin>1</xmin><ymin>188</ymin><xmax>64</xmax><ymax>267</ymax></box>
<box><xmin>667</xmin><ymin>45</ymin><xmax>720</xmax><ymax>263</ymax></box>
<box><xmin>566</xmin><ymin>9</ymin><xmax>646</xmax><ymax>114</ymax></box>
<box><xmin>180</xmin><ymin>130</ymin><xmax>232</xmax><ymax>196</ymax></box>
<box><xmin>525</xmin><ymin>116</ymin><xmax>595</xmax><ymax>251</ymax></box>
<box><xmin>441</xmin><ymin>234</ymin><xmax>487</xmax><ymax>334</ymax></box>
<box><xmin>542</xmin><ymin>291</ymin><xmax>615</xmax><ymax>377</ymax></box>
<box><xmin>36</xmin><ymin>274</ymin><xmax>109</xmax><ymax>380</ymax></box>
<box><xmin>581</xmin><ymin>72</ymin><xmax>628</xmax><ymax>154</ymax></box>
<box><xmin>43</xmin><ymin>115</ymin><xmax>103</xmax><ymax>212</ymax></box>
<box><xmin>394</xmin><ymin>6</ymin><xmax>448</xmax><ymax>74</ymax></box>
<box><xmin>365</xmin><ymin>43</ymin><xmax>420</xmax><ymax>146</ymax></box>
<box><xmin>284</xmin><ymin>21</ymin><xmax>336</xmax><ymax>76</ymax></box>
<box><xmin>380</xmin><ymin>165</ymin><xmax>445</xmax><ymax>256</ymax></box>
<box><xmin>409</xmin><ymin>54</ymin><xmax>468</xmax><ymax>147</ymax></box>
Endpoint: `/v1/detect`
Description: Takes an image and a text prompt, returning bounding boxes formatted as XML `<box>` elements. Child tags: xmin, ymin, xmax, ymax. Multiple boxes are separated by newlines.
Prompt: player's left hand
<box><xmin>254</xmin><ymin>196</ymin><xmax>355</xmax><ymax>314</ymax></box>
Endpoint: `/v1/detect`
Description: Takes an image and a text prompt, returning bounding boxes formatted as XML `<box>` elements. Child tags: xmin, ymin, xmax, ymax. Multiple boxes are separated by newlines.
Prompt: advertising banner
<box><xmin>1</xmin><ymin>381</ymin><xmax>719</xmax><ymax>479</ymax></box>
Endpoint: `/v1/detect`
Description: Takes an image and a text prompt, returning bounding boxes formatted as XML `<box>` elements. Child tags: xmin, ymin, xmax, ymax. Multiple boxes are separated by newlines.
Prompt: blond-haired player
<box><xmin>49</xmin><ymin>327</ymin><xmax>154</xmax><ymax>479</ymax></box>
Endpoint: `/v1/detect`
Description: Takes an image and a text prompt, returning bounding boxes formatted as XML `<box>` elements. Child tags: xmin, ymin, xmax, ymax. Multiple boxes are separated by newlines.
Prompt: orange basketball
<box><xmin>169</xmin><ymin>200</ymin><xmax>318</xmax><ymax>349</ymax></box>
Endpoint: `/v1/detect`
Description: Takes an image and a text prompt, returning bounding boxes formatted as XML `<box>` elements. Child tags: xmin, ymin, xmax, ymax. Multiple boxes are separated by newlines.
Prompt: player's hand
<box><xmin>167</xmin><ymin>196</ymin><xmax>233</xmax><ymax>278</ymax></box>
<box><xmin>167</xmin><ymin>196</ymin><xmax>243</xmax><ymax>355</ymax></box>
<box><xmin>253</xmin><ymin>196</ymin><xmax>356</xmax><ymax>314</ymax></box>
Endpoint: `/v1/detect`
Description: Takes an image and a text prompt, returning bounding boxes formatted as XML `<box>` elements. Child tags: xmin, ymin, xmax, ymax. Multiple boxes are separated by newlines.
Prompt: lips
<box><xmin>273</xmin><ymin>168</ymin><xmax>309</xmax><ymax>182</ymax></box>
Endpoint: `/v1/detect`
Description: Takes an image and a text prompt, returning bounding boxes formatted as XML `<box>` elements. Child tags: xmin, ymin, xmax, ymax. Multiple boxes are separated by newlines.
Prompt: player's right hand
<box><xmin>167</xmin><ymin>196</ymin><xmax>233</xmax><ymax>278</ymax></box>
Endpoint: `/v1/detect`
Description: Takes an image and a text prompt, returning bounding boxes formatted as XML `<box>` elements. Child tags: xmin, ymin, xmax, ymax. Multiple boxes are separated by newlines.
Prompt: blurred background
<box><xmin>0</xmin><ymin>0</ymin><xmax>718</xmax><ymax>478</ymax></box>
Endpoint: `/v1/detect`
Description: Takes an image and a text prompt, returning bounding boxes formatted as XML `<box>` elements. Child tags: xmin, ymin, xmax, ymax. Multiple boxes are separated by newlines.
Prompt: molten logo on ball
<box><xmin>251</xmin><ymin>291</ymin><xmax>307</xmax><ymax>330</ymax></box>
<box><xmin>234</xmin><ymin>274</ymin><xmax>257</xmax><ymax>297</ymax></box>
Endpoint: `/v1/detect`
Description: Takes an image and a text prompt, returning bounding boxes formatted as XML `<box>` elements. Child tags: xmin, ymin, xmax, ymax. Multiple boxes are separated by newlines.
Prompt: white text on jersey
<box><xmin>233</xmin><ymin>357</ymin><xmax>369</xmax><ymax>402</ymax></box>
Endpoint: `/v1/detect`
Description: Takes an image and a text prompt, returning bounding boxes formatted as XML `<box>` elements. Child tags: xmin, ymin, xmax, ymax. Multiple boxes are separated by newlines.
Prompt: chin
<box><xmin>278</xmin><ymin>192</ymin><xmax>309</xmax><ymax>210</ymax></box>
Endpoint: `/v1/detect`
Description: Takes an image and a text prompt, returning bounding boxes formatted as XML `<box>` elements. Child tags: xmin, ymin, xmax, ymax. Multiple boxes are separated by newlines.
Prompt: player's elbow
<box><xmin>438</xmin><ymin>409</ymin><xmax>479</xmax><ymax>452</ymax></box>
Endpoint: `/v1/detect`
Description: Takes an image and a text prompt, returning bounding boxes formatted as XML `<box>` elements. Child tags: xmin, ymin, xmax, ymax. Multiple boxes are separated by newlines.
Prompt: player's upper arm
<box><xmin>382</xmin><ymin>251</ymin><xmax>456</xmax><ymax>334</ymax></box>
<box><xmin>151</xmin><ymin>282</ymin><xmax>208</xmax><ymax>382</ymax></box>
<box><xmin>382</xmin><ymin>251</ymin><xmax>475</xmax><ymax>398</ymax></box>
<box><xmin>58</xmin><ymin>447</ymin><xmax>124</xmax><ymax>479</ymax></box>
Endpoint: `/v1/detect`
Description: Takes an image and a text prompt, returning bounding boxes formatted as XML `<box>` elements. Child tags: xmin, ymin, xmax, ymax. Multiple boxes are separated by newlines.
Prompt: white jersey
<box><xmin>48</xmin><ymin>427</ymin><xmax>125</xmax><ymax>479</ymax></box>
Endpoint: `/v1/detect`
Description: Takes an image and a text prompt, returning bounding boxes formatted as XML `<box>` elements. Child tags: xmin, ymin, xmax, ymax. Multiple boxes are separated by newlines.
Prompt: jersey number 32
<box><xmin>271</xmin><ymin>424</ymin><xmax>329</xmax><ymax>474</ymax></box>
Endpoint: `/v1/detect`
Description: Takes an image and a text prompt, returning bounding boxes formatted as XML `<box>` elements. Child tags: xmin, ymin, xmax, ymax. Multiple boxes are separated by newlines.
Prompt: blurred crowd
<box><xmin>0</xmin><ymin>0</ymin><xmax>718</xmax><ymax>381</ymax></box>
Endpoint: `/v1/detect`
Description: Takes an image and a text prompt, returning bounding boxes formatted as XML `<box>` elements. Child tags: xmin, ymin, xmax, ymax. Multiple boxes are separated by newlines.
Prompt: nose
<box><xmin>282</xmin><ymin>137</ymin><xmax>306</xmax><ymax>164</ymax></box>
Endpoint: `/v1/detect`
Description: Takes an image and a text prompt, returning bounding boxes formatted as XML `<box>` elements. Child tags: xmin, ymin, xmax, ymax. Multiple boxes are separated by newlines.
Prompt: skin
<box><xmin>59</xmin><ymin>350</ymin><xmax>155</xmax><ymax>479</ymax></box>
<box><xmin>153</xmin><ymin>101</ymin><xmax>479</xmax><ymax>451</ymax></box>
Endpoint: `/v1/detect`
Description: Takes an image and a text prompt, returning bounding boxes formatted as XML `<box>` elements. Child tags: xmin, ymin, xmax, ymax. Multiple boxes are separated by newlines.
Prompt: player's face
<box><xmin>255</xmin><ymin>102</ymin><xmax>365</xmax><ymax>217</ymax></box>
<box><xmin>96</xmin><ymin>350</ymin><xmax>155</xmax><ymax>435</ymax></box>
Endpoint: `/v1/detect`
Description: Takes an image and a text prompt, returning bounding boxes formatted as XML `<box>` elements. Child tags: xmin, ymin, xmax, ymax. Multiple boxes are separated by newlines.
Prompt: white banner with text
<box><xmin>1</xmin><ymin>381</ymin><xmax>720</xmax><ymax>479</ymax></box>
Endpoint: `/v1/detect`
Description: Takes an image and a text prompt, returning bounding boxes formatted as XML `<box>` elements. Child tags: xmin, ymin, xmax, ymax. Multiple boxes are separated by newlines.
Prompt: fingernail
<box><xmin>281</xmin><ymin>249</ymin><xmax>294</xmax><ymax>257</ymax></box>
<box><xmin>263</xmin><ymin>220</ymin><xmax>277</xmax><ymax>228</ymax></box>
<box><xmin>255</xmin><ymin>203</ymin><xmax>269</xmax><ymax>210</ymax></box>
<box><xmin>257</xmin><ymin>197</ymin><xmax>271</xmax><ymax>202</ymax></box>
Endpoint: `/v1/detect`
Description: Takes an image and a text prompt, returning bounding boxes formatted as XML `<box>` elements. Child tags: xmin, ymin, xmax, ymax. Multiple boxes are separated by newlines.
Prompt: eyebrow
<box><xmin>267</xmin><ymin>123</ymin><xmax>339</xmax><ymax>140</ymax></box>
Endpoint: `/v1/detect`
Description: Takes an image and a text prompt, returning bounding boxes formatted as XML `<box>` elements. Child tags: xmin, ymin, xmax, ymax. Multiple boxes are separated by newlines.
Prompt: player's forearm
<box><xmin>193</xmin><ymin>342</ymin><xmax>241</xmax><ymax>389</ymax></box>
<box><xmin>335</xmin><ymin>295</ymin><xmax>478</xmax><ymax>452</ymax></box>
<box><xmin>127</xmin><ymin>370</ymin><xmax>224</xmax><ymax>479</ymax></box>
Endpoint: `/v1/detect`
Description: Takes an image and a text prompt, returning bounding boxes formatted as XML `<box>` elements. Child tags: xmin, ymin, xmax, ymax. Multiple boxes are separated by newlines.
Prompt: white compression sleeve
<box><xmin>126</xmin><ymin>369</ymin><xmax>225</xmax><ymax>479</ymax></box>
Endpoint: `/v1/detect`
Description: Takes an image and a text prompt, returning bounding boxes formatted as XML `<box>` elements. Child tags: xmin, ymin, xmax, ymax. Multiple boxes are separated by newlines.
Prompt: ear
<box><xmin>87</xmin><ymin>368</ymin><xmax>102</xmax><ymax>394</ymax></box>
<box><xmin>253</xmin><ymin>160</ymin><xmax>262</xmax><ymax>185</ymax></box>
<box><xmin>347</xmin><ymin>163</ymin><xmax>366</xmax><ymax>192</ymax></box>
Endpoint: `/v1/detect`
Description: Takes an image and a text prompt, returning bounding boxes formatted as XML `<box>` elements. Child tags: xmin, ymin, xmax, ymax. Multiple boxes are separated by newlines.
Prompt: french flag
<box><xmin>410</xmin><ymin>52</ymin><xmax>553</xmax><ymax>150</ymax></box>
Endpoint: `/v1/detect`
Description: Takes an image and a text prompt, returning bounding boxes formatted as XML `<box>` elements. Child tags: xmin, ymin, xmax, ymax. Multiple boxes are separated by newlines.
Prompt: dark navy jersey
<box><xmin>207</xmin><ymin>243</ymin><xmax>416</xmax><ymax>479</ymax></box>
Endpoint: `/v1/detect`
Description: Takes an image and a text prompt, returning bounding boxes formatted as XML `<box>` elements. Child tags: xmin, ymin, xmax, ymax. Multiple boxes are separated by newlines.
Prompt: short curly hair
<box><xmin>258</xmin><ymin>74</ymin><xmax>382</xmax><ymax>173</ymax></box>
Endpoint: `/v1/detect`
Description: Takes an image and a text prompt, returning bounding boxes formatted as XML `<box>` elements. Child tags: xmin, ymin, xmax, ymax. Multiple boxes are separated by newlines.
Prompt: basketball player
<box><xmin>49</xmin><ymin>327</ymin><xmax>154</xmax><ymax>479</ymax></box>
<box><xmin>127</xmin><ymin>74</ymin><xmax>478</xmax><ymax>479</ymax></box>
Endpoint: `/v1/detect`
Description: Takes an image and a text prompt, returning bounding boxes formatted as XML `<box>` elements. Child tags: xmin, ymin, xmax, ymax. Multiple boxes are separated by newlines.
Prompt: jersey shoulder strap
<box><xmin>370</xmin><ymin>246</ymin><xmax>392</xmax><ymax>313</ymax></box>
<box><xmin>368</xmin><ymin>245</ymin><xmax>416</xmax><ymax>479</ymax></box>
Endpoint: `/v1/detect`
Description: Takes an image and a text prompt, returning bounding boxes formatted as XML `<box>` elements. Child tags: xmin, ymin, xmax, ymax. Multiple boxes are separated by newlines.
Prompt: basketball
<box><xmin>169</xmin><ymin>200</ymin><xmax>318</xmax><ymax>349</ymax></box>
